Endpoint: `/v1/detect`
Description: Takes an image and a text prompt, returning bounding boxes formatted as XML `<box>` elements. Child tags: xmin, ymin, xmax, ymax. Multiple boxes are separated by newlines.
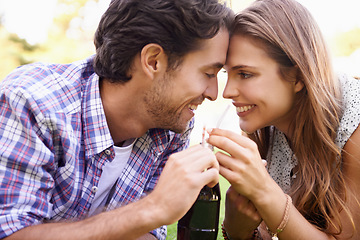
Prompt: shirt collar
<box><xmin>81</xmin><ymin>62</ymin><xmax>113</xmax><ymax>158</ymax></box>
<box><xmin>80</xmin><ymin>56</ymin><xmax>193</xmax><ymax>158</ymax></box>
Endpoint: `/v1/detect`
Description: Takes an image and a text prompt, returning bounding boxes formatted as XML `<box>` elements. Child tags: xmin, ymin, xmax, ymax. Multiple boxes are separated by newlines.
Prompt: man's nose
<box><xmin>204</xmin><ymin>78</ymin><xmax>218</xmax><ymax>101</ymax></box>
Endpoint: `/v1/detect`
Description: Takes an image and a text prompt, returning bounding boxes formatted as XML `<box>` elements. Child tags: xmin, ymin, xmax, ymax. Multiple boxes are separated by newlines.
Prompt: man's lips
<box><xmin>188</xmin><ymin>104</ymin><xmax>199</xmax><ymax>111</ymax></box>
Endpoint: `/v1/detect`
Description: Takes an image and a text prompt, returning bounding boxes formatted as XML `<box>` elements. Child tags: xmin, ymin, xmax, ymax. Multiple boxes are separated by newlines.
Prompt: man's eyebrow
<box><xmin>208</xmin><ymin>62</ymin><xmax>224</xmax><ymax>69</ymax></box>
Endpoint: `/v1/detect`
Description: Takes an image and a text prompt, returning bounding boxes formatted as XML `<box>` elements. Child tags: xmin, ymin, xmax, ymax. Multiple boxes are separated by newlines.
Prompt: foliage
<box><xmin>0</xmin><ymin>26</ymin><xmax>38</xmax><ymax>79</ymax></box>
<box><xmin>0</xmin><ymin>0</ymin><xmax>98</xmax><ymax>80</ymax></box>
<box><xmin>331</xmin><ymin>27</ymin><xmax>360</xmax><ymax>56</ymax></box>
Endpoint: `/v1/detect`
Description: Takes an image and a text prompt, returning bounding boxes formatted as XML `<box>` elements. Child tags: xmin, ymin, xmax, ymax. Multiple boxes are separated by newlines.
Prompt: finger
<box><xmin>216</xmin><ymin>151</ymin><xmax>238</xmax><ymax>170</ymax></box>
<box><xmin>209</xmin><ymin>128</ymin><xmax>261</xmax><ymax>162</ymax></box>
<box><xmin>172</xmin><ymin>144</ymin><xmax>208</xmax><ymax>159</ymax></box>
<box><xmin>262</xmin><ymin>159</ymin><xmax>267</xmax><ymax>166</ymax></box>
<box><xmin>219</xmin><ymin>163</ymin><xmax>241</xmax><ymax>185</ymax></box>
<box><xmin>209</xmin><ymin>128</ymin><xmax>255</xmax><ymax>149</ymax></box>
<box><xmin>179</xmin><ymin>145</ymin><xmax>220</xmax><ymax>186</ymax></box>
<box><xmin>208</xmin><ymin>134</ymin><xmax>259</xmax><ymax>163</ymax></box>
<box><xmin>197</xmin><ymin>149</ymin><xmax>219</xmax><ymax>173</ymax></box>
<box><xmin>170</xmin><ymin>144</ymin><xmax>216</xmax><ymax>171</ymax></box>
<box><xmin>209</xmin><ymin>133</ymin><xmax>263</xmax><ymax>168</ymax></box>
<box><xmin>201</xmin><ymin>167</ymin><xmax>219</xmax><ymax>188</ymax></box>
<box><xmin>209</xmin><ymin>134</ymin><xmax>249</xmax><ymax>160</ymax></box>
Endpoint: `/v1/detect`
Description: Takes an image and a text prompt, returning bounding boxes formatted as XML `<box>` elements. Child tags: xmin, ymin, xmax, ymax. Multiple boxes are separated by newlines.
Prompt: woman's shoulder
<box><xmin>342</xmin><ymin>123</ymin><xmax>360</xmax><ymax>191</ymax></box>
<box><xmin>335</xmin><ymin>73</ymin><xmax>360</xmax><ymax>150</ymax></box>
<box><xmin>338</xmin><ymin>72</ymin><xmax>360</xmax><ymax>94</ymax></box>
<box><xmin>339</xmin><ymin>72</ymin><xmax>360</xmax><ymax>160</ymax></box>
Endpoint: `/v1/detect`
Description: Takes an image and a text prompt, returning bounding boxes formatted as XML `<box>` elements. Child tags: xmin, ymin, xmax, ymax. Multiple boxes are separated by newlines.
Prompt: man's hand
<box><xmin>148</xmin><ymin>144</ymin><xmax>219</xmax><ymax>225</ymax></box>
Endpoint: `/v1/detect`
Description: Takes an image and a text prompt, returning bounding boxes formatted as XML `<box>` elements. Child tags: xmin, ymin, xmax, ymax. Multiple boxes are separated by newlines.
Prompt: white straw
<box><xmin>201</xmin><ymin>125</ymin><xmax>206</xmax><ymax>147</ymax></box>
<box><xmin>201</xmin><ymin>104</ymin><xmax>231</xmax><ymax>149</ymax></box>
<box><xmin>216</xmin><ymin>104</ymin><xmax>231</xmax><ymax>128</ymax></box>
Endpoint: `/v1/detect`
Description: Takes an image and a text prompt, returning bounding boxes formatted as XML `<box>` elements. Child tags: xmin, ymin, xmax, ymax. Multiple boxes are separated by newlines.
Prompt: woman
<box><xmin>208</xmin><ymin>0</ymin><xmax>360</xmax><ymax>239</ymax></box>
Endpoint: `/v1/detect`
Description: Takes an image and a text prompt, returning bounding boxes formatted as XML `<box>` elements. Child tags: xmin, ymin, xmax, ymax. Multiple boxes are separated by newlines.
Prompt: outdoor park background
<box><xmin>0</xmin><ymin>0</ymin><xmax>359</xmax><ymax>239</ymax></box>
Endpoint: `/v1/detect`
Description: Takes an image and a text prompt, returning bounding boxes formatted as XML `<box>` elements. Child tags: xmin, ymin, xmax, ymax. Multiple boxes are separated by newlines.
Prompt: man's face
<box><xmin>144</xmin><ymin>30</ymin><xmax>230</xmax><ymax>133</ymax></box>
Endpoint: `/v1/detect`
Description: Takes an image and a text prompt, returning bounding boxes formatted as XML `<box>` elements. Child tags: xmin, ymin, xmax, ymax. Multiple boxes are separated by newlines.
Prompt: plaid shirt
<box><xmin>0</xmin><ymin>56</ymin><xmax>193</xmax><ymax>239</ymax></box>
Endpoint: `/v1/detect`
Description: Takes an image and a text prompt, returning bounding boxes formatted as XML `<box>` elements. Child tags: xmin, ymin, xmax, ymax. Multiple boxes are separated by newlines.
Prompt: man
<box><xmin>0</xmin><ymin>0</ymin><xmax>233</xmax><ymax>239</ymax></box>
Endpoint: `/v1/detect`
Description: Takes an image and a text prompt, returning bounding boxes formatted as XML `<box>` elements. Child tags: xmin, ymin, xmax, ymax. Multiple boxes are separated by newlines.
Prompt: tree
<box><xmin>331</xmin><ymin>28</ymin><xmax>360</xmax><ymax>57</ymax></box>
<box><xmin>0</xmin><ymin>0</ymin><xmax>104</xmax><ymax>80</ymax></box>
<box><xmin>0</xmin><ymin>25</ymin><xmax>41</xmax><ymax>79</ymax></box>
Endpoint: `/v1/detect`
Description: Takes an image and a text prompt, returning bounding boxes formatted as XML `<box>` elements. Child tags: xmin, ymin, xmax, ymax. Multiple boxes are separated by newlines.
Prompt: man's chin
<box><xmin>169</xmin><ymin>125</ymin><xmax>187</xmax><ymax>134</ymax></box>
<box><xmin>156</xmin><ymin>115</ymin><xmax>192</xmax><ymax>133</ymax></box>
<box><xmin>168</xmin><ymin>120</ymin><xmax>191</xmax><ymax>134</ymax></box>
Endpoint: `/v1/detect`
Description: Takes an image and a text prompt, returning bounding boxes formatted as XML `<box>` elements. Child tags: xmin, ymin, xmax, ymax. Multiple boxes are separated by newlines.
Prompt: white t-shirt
<box><xmin>89</xmin><ymin>138</ymin><xmax>136</xmax><ymax>216</ymax></box>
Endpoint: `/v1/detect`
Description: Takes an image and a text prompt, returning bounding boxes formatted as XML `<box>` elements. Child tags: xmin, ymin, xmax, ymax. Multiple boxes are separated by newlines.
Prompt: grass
<box><xmin>165</xmin><ymin>176</ymin><xmax>230</xmax><ymax>239</ymax></box>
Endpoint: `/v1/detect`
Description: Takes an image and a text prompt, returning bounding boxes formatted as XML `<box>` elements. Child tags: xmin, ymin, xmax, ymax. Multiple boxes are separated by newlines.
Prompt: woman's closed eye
<box><xmin>238</xmin><ymin>72</ymin><xmax>253</xmax><ymax>79</ymax></box>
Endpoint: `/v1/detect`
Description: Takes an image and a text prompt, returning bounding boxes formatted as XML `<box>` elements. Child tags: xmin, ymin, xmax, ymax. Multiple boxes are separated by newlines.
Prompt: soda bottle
<box><xmin>177</xmin><ymin>183</ymin><xmax>221</xmax><ymax>240</ymax></box>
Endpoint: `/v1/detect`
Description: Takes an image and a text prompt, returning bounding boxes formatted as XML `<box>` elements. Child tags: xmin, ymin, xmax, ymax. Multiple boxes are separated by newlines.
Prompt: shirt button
<box><xmin>91</xmin><ymin>186</ymin><xmax>98</xmax><ymax>193</ymax></box>
<box><xmin>105</xmin><ymin>149</ymin><xmax>111</xmax><ymax>155</ymax></box>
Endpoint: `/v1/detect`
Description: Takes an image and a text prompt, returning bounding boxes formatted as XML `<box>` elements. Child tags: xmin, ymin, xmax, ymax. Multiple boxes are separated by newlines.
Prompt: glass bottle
<box><xmin>177</xmin><ymin>183</ymin><xmax>221</xmax><ymax>240</ymax></box>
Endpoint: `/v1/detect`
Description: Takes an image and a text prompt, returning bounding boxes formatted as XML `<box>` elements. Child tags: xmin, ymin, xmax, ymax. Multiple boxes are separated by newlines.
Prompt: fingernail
<box><xmin>206</xmin><ymin>128</ymin><xmax>214</xmax><ymax>134</ymax></box>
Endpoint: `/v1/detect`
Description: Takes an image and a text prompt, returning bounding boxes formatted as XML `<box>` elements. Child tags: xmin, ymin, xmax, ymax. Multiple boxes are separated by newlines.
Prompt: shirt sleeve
<box><xmin>144</xmin><ymin>119</ymin><xmax>194</xmax><ymax>239</ymax></box>
<box><xmin>143</xmin><ymin>118</ymin><xmax>193</xmax><ymax>194</ymax></box>
<box><xmin>150</xmin><ymin>225</ymin><xmax>167</xmax><ymax>240</ymax></box>
<box><xmin>0</xmin><ymin>71</ymin><xmax>56</xmax><ymax>238</ymax></box>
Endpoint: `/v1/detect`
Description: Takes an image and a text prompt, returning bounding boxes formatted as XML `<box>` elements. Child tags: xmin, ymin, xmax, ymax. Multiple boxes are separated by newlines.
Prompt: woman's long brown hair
<box><xmin>235</xmin><ymin>0</ymin><xmax>354</xmax><ymax>235</ymax></box>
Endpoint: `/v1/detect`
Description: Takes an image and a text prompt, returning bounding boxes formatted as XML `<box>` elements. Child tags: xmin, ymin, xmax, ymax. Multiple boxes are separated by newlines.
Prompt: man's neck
<box><xmin>99</xmin><ymin>78</ymin><xmax>151</xmax><ymax>145</ymax></box>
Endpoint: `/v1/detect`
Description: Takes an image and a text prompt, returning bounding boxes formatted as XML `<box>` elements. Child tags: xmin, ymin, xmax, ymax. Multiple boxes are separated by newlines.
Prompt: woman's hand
<box><xmin>223</xmin><ymin>186</ymin><xmax>262</xmax><ymax>239</ymax></box>
<box><xmin>207</xmin><ymin>128</ymin><xmax>274</xmax><ymax>202</ymax></box>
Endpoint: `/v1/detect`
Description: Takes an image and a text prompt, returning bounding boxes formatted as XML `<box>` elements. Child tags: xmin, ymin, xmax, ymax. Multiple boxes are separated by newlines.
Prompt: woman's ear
<box><xmin>140</xmin><ymin>43</ymin><xmax>166</xmax><ymax>79</ymax></box>
<box><xmin>293</xmin><ymin>66</ymin><xmax>305</xmax><ymax>93</ymax></box>
<box><xmin>294</xmin><ymin>78</ymin><xmax>304</xmax><ymax>93</ymax></box>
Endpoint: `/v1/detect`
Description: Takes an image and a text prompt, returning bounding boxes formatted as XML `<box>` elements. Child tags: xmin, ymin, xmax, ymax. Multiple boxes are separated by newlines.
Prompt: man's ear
<box><xmin>140</xmin><ymin>43</ymin><xmax>166</xmax><ymax>79</ymax></box>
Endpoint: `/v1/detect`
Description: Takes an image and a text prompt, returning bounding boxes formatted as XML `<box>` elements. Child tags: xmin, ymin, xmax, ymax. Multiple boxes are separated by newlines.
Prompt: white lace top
<box><xmin>267</xmin><ymin>74</ymin><xmax>360</xmax><ymax>193</ymax></box>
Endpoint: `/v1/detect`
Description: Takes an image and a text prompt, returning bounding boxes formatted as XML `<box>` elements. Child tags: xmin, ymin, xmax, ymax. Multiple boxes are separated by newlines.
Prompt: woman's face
<box><xmin>223</xmin><ymin>35</ymin><xmax>303</xmax><ymax>135</ymax></box>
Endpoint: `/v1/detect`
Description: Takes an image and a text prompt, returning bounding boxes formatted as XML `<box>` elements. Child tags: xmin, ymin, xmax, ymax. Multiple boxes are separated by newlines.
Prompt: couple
<box><xmin>0</xmin><ymin>0</ymin><xmax>359</xmax><ymax>239</ymax></box>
